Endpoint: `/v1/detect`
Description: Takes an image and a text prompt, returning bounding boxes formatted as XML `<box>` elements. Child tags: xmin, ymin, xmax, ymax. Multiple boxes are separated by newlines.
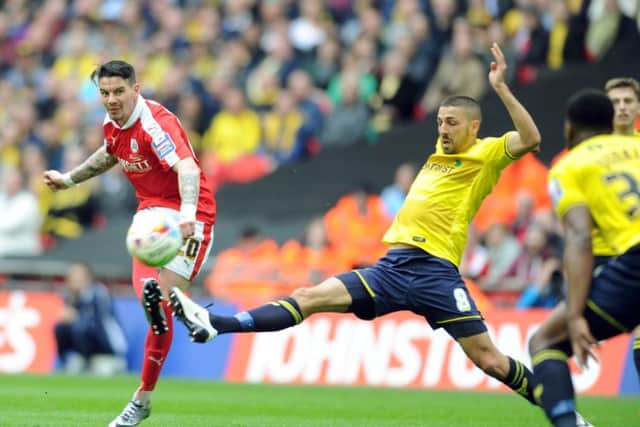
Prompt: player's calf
<box><xmin>142</xmin><ymin>279</ymin><xmax>169</xmax><ymax>335</ymax></box>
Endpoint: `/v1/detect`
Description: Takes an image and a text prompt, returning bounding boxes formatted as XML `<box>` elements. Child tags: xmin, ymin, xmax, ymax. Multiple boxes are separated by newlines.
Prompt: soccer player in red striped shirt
<box><xmin>44</xmin><ymin>60</ymin><xmax>216</xmax><ymax>427</ymax></box>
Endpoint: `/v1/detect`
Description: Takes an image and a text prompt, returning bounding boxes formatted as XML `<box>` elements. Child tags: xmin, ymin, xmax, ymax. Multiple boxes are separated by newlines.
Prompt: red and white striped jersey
<box><xmin>103</xmin><ymin>96</ymin><xmax>216</xmax><ymax>223</ymax></box>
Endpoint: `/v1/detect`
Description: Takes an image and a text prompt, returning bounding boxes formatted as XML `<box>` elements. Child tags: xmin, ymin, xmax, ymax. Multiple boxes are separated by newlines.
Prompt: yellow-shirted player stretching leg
<box><xmin>171</xmin><ymin>44</ymin><xmax>588</xmax><ymax>424</ymax></box>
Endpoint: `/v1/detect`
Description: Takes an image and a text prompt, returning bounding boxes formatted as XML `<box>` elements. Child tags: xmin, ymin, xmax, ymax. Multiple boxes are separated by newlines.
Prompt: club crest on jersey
<box><xmin>130</xmin><ymin>138</ymin><xmax>139</xmax><ymax>153</ymax></box>
<box><xmin>152</xmin><ymin>133</ymin><xmax>176</xmax><ymax>159</ymax></box>
<box><xmin>548</xmin><ymin>178</ymin><xmax>563</xmax><ymax>208</ymax></box>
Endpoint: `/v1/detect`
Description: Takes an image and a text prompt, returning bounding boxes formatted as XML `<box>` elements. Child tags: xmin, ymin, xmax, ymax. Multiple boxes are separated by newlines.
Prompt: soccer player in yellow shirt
<box><xmin>170</xmin><ymin>44</ymin><xmax>554</xmax><ymax>418</ymax></box>
<box><xmin>605</xmin><ymin>77</ymin><xmax>640</xmax><ymax>137</ymax></box>
<box><xmin>529</xmin><ymin>89</ymin><xmax>640</xmax><ymax>427</ymax></box>
<box><xmin>605</xmin><ymin>77</ymin><xmax>640</xmax><ymax>383</ymax></box>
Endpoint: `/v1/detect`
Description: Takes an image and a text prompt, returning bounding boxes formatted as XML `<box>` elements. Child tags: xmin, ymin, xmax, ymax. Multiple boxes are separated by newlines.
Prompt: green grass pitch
<box><xmin>1</xmin><ymin>374</ymin><xmax>638</xmax><ymax>426</ymax></box>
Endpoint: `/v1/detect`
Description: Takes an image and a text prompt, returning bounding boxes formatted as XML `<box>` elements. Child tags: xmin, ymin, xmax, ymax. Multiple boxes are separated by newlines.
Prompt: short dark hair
<box><xmin>566</xmin><ymin>89</ymin><xmax>614</xmax><ymax>133</ymax></box>
<box><xmin>440</xmin><ymin>95</ymin><xmax>482</xmax><ymax>121</ymax></box>
<box><xmin>605</xmin><ymin>77</ymin><xmax>640</xmax><ymax>100</ymax></box>
<box><xmin>91</xmin><ymin>60</ymin><xmax>136</xmax><ymax>86</ymax></box>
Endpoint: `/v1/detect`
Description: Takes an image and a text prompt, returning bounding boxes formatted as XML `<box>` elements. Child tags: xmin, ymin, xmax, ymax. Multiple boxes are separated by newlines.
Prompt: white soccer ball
<box><xmin>126</xmin><ymin>211</ymin><xmax>183</xmax><ymax>267</ymax></box>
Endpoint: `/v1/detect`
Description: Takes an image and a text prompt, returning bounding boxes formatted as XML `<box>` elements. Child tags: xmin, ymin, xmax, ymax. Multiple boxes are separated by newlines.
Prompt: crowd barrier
<box><xmin>1</xmin><ymin>291</ymin><xmax>637</xmax><ymax>396</ymax></box>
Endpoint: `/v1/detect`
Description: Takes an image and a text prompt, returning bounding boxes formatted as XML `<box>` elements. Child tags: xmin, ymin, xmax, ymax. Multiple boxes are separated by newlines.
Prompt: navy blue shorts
<box><xmin>584</xmin><ymin>244</ymin><xmax>640</xmax><ymax>340</ymax></box>
<box><xmin>336</xmin><ymin>248</ymin><xmax>487</xmax><ymax>339</ymax></box>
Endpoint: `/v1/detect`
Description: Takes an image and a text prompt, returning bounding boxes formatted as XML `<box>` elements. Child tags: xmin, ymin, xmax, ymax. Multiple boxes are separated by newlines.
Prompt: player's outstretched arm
<box><xmin>43</xmin><ymin>146</ymin><xmax>117</xmax><ymax>191</ymax></box>
<box><xmin>174</xmin><ymin>157</ymin><xmax>200</xmax><ymax>239</ymax></box>
<box><xmin>562</xmin><ymin>206</ymin><xmax>598</xmax><ymax>368</ymax></box>
<box><xmin>488</xmin><ymin>43</ymin><xmax>541</xmax><ymax>157</ymax></box>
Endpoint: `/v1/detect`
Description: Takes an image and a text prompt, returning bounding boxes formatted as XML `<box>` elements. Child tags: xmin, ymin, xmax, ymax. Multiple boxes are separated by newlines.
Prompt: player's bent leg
<box><xmin>141</xmin><ymin>279</ymin><xmax>169</xmax><ymax>335</ymax></box>
<box><xmin>529</xmin><ymin>338</ymin><xmax>577</xmax><ymax>427</ymax></box>
<box><xmin>528</xmin><ymin>302</ymin><xmax>570</xmax><ymax>356</ymax></box>
<box><xmin>457</xmin><ymin>331</ymin><xmax>537</xmax><ymax>405</ymax></box>
<box><xmin>291</xmin><ymin>277</ymin><xmax>353</xmax><ymax>316</ymax></box>
<box><xmin>171</xmin><ymin>276</ymin><xmax>354</xmax><ymax>342</ymax></box>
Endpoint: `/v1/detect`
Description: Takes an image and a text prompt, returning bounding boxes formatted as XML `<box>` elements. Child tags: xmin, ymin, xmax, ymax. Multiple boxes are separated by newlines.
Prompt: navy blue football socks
<box><xmin>210</xmin><ymin>297</ymin><xmax>304</xmax><ymax>333</ymax></box>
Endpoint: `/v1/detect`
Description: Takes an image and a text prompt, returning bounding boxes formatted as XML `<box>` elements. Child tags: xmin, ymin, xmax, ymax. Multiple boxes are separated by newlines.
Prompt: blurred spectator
<box><xmin>514</xmin><ymin>5</ymin><xmax>550</xmax><ymax>83</ymax></box>
<box><xmin>327</xmin><ymin>52</ymin><xmax>378</xmax><ymax>106</ymax></box>
<box><xmin>398</xmin><ymin>14</ymin><xmax>440</xmax><ymax>89</ymax></box>
<box><xmin>371</xmin><ymin>49</ymin><xmax>419</xmax><ymax>133</ymax></box>
<box><xmin>221</xmin><ymin>0</ymin><xmax>253</xmax><ymax>39</ymax></box>
<box><xmin>279</xmin><ymin>216</ymin><xmax>349</xmax><ymax>288</ymax></box>
<box><xmin>324</xmin><ymin>184</ymin><xmax>391</xmax><ymax>268</ymax></box>
<box><xmin>472</xmin><ymin>20</ymin><xmax>518</xmax><ymax>84</ymax></box>
<box><xmin>289</xmin><ymin>0</ymin><xmax>329</xmax><ymax>54</ymax></box>
<box><xmin>287</xmin><ymin>69</ymin><xmax>326</xmax><ymax>141</ymax></box>
<box><xmin>205</xmin><ymin>227</ymin><xmax>282</xmax><ymax>303</ymax></box>
<box><xmin>320</xmin><ymin>71</ymin><xmax>371</xmax><ymax>147</ymax></box>
<box><xmin>478</xmin><ymin>223</ymin><xmax>521</xmax><ymax>293</ymax></box>
<box><xmin>0</xmin><ymin>167</ymin><xmax>42</xmax><ymax>257</ymax></box>
<box><xmin>419</xmin><ymin>19</ymin><xmax>486</xmax><ymax>116</ymax></box>
<box><xmin>546</xmin><ymin>0</ymin><xmax>571</xmax><ymax>69</ymax></box>
<box><xmin>586</xmin><ymin>0</ymin><xmax>625</xmax><ymax>60</ymax></box>
<box><xmin>201</xmin><ymin>86</ymin><xmax>264</xmax><ymax>187</ymax></box>
<box><xmin>380</xmin><ymin>162</ymin><xmax>418</xmax><ymax>218</ymax></box>
<box><xmin>261</xmin><ymin>90</ymin><xmax>311</xmax><ymax>166</ymax></box>
<box><xmin>42</xmin><ymin>144</ymin><xmax>101</xmax><ymax>240</ymax></box>
<box><xmin>246</xmin><ymin>31</ymin><xmax>297</xmax><ymax>109</ymax></box>
<box><xmin>54</xmin><ymin>261</ymin><xmax>127</xmax><ymax>375</ymax></box>
<box><xmin>460</xmin><ymin>223</ymin><xmax>490</xmax><ymax>281</ymax></box>
<box><xmin>496</xmin><ymin>223</ymin><xmax>562</xmax><ymax>296</ymax></box>
<box><xmin>309</xmin><ymin>36</ymin><xmax>341</xmax><ymax>89</ymax></box>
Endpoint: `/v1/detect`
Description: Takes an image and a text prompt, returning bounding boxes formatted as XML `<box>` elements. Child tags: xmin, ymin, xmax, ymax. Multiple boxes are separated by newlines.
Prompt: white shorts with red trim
<box><xmin>135</xmin><ymin>207</ymin><xmax>215</xmax><ymax>281</ymax></box>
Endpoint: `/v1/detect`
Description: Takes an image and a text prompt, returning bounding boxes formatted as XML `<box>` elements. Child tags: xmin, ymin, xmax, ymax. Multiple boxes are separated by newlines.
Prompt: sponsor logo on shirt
<box><xmin>152</xmin><ymin>133</ymin><xmax>176</xmax><ymax>159</ymax></box>
<box><xmin>118</xmin><ymin>158</ymin><xmax>152</xmax><ymax>173</ymax></box>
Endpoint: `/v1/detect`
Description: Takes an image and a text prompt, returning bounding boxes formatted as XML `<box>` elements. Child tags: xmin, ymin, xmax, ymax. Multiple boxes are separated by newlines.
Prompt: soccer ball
<box><xmin>126</xmin><ymin>211</ymin><xmax>183</xmax><ymax>267</ymax></box>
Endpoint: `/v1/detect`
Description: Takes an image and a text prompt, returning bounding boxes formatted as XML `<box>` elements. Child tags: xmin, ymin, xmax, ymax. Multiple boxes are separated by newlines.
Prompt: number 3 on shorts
<box><xmin>453</xmin><ymin>288</ymin><xmax>471</xmax><ymax>312</ymax></box>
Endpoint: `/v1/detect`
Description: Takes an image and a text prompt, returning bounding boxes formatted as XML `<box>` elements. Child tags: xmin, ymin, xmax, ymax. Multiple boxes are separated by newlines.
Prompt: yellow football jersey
<box><xmin>591</xmin><ymin>129</ymin><xmax>640</xmax><ymax>255</ymax></box>
<box><xmin>548</xmin><ymin>134</ymin><xmax>640</xmax><ymax>255</ymax></box>
<box><xmin>383</xmin><ymin>132</ymin><xmax>517</xmax><ymax>266</ymax></box>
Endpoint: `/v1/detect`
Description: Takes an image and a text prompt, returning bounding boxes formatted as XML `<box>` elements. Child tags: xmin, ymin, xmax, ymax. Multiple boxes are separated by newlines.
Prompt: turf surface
<box><xmin>1</xmin><ymin>374</ymin><xmax>638</xmax><ymax>426</ymax></box>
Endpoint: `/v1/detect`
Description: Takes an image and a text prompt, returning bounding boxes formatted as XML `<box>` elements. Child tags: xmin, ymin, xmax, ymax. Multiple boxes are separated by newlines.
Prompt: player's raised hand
<box><xmin>43</xmin><ymin>170</ymin><xmax>70</xmax><ymax>191</ymax></box>
<box><xmin>488</xmin><ymin>42</ymin><xmax>507</xmax><ymax>90</ymax></box>
<box><xmin>568</xmin><ymin>316</ymin><xmax>599</xmax><ymax>369</ymax></box>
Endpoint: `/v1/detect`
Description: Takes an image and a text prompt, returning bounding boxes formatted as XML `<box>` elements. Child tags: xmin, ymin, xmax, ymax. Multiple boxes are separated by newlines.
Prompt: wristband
<box><xmin>62</xmin><ymin>173</ymin><xmax>77</xmax><ymax>188</ymax></box>
<box><xmin>179</xmin><ymin>204</ymin><xmax>197</xmax><ymax>221</ymax></box>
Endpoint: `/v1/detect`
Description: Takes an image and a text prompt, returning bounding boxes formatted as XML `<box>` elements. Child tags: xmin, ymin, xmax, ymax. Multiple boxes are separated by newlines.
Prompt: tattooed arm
<box><xmin>44</xmin><ymin>146</ymin><xmax>118</xmax><ymax>191</ymax></box>
<box><xmin>174</xmin><ymin>157</ymin><xmax>201</xmax><ymax>238</ymax></box>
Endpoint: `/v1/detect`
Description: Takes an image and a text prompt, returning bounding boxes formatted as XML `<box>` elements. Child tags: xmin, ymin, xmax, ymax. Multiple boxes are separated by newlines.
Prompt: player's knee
<box><xmin>291</xmin><ymin>287</ymin><xmax>319</xmax><ymax>313</ymax></box>
<box><xmin>528</xmin><ymin>330</ymin><xmax>545</xmax><ymax>356</ymax></box>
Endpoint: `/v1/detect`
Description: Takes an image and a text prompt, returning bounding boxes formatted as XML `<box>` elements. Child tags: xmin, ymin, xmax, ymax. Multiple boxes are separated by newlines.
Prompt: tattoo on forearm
<box><xmin>179</xmin><ymin>172</ymin><xmax>199</xmax><ymax>205</ymax></box>
<box><xmin>70</xmin><ymin>147</ymin><xmax>118</xmax><ymax>183</ymax></box>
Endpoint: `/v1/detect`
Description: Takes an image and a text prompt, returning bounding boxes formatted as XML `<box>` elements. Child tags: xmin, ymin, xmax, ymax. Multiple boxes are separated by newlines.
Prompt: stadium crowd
<box><xmin>1</xmin><ymin>0</ymin><xmax>640</xmax><ymax>309</ymax></box>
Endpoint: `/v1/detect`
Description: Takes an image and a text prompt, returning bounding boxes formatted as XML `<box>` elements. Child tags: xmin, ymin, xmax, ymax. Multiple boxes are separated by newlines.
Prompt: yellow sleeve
<box><xmin>480</xmin><ymin>132</ymin><xmax>516</xmax><ymax>169</ymax></box>
<box><xmin>548</xmin><ymin>165</ymin><xmax>588</xmax><ymax>219</ymax></box>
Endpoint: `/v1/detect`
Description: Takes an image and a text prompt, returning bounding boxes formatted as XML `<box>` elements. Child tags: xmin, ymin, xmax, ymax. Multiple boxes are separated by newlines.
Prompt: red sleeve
<box><xmin>150</xmin><ymin>112</ymin><xmax>194</xmax><ymax>170</ymax></box>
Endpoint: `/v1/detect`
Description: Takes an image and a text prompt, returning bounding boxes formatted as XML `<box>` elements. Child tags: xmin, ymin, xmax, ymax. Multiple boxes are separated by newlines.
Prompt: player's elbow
<box><xmin>524</xmin><ymin>132</ymin><xmax>541</xmax><ymax>152</ymax></box>
<box><xmin>175</xmin><ymin>157</ymin><xmax>201</xmax><ymax>175</ymax></box>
